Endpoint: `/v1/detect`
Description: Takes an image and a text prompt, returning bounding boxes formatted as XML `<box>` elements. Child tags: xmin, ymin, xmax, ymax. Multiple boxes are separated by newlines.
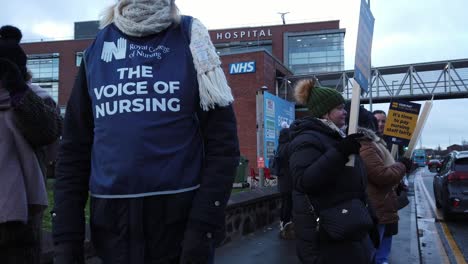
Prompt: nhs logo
<box><xmin>229</xmin><ymin>61</ymin><xmax>256</xmax><ymax>75</ymax></box>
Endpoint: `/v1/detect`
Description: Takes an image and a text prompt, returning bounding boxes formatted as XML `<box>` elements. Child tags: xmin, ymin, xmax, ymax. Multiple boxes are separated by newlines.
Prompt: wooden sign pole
<box><xmin>346</xmin><ymin>79</ymin><xmax>362</xmax><ymax>167</ymax></box>
<box><xmin>404</xmin><ymin>97</ymin><xmax>433</xmax><ymax>158</ymax></box>
<box><xmin>391</xmin><ymin>144</ymin><xmax>398</xmax><ymax>159</ymax></box>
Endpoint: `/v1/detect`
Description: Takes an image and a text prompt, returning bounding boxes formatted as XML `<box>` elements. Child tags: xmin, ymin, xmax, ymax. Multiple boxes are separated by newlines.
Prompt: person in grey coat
<box><xmin>0</xmin><ymin>25</ymin><xmax>62</xmax><ymax>264</ymax></box>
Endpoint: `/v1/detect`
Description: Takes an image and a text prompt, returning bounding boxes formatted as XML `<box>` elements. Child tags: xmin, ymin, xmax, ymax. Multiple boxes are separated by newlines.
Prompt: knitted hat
<box><xmin>294</xmin><ymin>79</ymin><xmax>344</xmax><ymax>118</ymax></box>
<box><xmin>0</xmin><ymin>25</ymin><xmax>28</xmax><ymax>79</ymax></box>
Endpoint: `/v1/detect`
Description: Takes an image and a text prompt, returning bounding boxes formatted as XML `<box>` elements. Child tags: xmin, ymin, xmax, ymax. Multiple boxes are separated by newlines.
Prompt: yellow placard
<box><xmin>384</xmin><ymin>108</ymin><xmax>418</xmax><ymax>140</ymax></box>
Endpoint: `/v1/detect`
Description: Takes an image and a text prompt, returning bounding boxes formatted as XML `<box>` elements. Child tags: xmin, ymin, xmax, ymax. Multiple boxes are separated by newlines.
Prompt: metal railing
<box><xmin>277</xmin><ymin>58</ymin><xmax>468</xmax><ymax>104</ymax></box>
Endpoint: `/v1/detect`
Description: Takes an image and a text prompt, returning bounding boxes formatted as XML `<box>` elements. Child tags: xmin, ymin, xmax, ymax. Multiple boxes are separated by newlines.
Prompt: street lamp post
<box><xmin>256</xmin><ymin>86</ymin><xmax>268</xmax><ymax>188</ymax></box>
<box><xmin>278</xmin><ymin>12</ymin><xmax>289</xmax><ymax>25</ymax></box>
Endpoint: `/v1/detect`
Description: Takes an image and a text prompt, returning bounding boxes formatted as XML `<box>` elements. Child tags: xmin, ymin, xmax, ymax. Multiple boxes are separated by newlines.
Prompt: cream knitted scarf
<box><xmin>319</xmin><ymin>118</ymin><xmax>347</xmax><ymax>138</ymax></box>
<box><xmin>100</xmin><ymin>0</ymin><xmax>234</xmax><ymax>111</ymax></box>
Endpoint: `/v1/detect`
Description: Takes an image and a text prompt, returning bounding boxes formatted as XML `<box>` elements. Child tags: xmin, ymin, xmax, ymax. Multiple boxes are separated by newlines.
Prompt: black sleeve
<box><xmin>187</xmin><ymin>104</ymin><xmax>240</xmax><ymax>239</ymax></box>
<box><xmin>289</xmin><ymin>134</ymin><xmax>347</xmax><ymax>194</ymax></box>
<box><xmin>12</xmin><ymin>89</ymin><xmax>63</xmax><ymax>148</ymax></box>
<box><xmin>52</xmin><ymin>62</ymin><xmax>94</xmax><ymax>244</ymax></box>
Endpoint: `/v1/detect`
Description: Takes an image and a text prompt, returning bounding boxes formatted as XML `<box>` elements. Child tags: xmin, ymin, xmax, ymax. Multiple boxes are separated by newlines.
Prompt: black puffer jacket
<box><xmin>277</xmin><ymin>128</ymin><xmax>292</xmax><ymax>193</ymax></box>
<box><xmin>288</xmin><ymin>116</ymin><xmax>373</xmax><ymax>264</ymax></box>
<box><xmin>53</xmin><ymin>62</ymin><xmax>240</xmax><ymax>247</ymax></box>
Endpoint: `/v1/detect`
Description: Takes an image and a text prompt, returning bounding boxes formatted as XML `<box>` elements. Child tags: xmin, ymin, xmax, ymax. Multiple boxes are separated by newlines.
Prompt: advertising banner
<box><xmin>263</xmin><ymin>92</ymin><xmax>295</xmax><ymax>167</ymax></box>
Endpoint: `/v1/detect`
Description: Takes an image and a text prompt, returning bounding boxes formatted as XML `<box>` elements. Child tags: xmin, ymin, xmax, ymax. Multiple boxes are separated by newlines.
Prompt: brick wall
<box><xmin>222</xmin><ymin>51</ymin><xmax>292</xmax><ymax>171</ymax></box>
<box><xmin>22</xmin><ymin>39</ymin><xmax>91</xmax><ymax>106</ymax></box>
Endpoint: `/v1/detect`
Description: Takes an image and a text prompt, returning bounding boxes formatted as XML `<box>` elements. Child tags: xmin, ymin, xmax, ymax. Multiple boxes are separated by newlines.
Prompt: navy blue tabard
<box><xmin>83</xmin><ymin>16</ymin><xmax>203</xmax><ymax>198</ymax></box>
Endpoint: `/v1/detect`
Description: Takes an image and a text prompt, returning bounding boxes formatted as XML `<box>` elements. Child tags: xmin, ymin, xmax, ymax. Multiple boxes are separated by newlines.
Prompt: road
<box><xmin>415</xmin><ymin>167</ymin><xmax>468</xmax><ymax>263</ymax></box>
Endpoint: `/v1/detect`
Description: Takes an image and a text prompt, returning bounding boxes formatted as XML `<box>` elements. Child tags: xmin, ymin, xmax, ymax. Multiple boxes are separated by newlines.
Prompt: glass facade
<box><xmin>76</xmin><ymin>51</ymin><xmax>84</xmax><ymax>67</ymax></box>
<box><xmin>286</xmin><ymin>31</ymin><xmax>344</xmax><ymax>75</ymax></box>
<box><xmin>27</xmin><ymin>53</ymin><xmax>60</xmax><ymax>103</ymax></box>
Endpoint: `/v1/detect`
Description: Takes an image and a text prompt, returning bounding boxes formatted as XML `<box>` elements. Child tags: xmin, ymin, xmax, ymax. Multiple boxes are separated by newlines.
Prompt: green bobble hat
<box><xmin>294</xmin><ymin>79</ymin><xmax>345</xmax><ymax>118</ymax></box>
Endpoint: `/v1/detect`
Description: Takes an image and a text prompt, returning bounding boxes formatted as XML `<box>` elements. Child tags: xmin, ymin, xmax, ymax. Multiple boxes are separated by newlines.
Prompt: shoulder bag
<box><xmin>305</xmin><ymin>196</ymin><xmax>374</xmax><ymax>241</ymax></box>
<box><xmin>396</xmin><ymin>181</ymin><xmax>410</xmax><ymax>210</ymax></box>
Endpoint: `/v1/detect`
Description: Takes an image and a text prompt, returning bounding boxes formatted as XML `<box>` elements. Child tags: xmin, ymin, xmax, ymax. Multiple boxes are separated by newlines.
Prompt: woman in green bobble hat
<box><xmin>287</xmin><ymin>79</ymin><xmax>376</xmax><ymax>263</ymax></box>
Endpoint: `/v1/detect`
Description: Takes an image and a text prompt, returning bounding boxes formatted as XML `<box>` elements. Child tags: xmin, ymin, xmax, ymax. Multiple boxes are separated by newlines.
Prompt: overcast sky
<box><xmin>1</xmin><ymin>0</ymin><xmax>467</xmax><ymax>149</ymax></box>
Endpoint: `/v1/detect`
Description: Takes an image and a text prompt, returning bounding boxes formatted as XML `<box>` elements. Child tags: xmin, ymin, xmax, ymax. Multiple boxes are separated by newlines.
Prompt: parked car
<box><xmin>427</xmin><ymin>159</ymin><xmax>442</xmax><ymax>172</ymax></box>
<box><xmin>433</xmin><ymin>151</ymin><xmax>468</xmax><ymax>219</ymax></box>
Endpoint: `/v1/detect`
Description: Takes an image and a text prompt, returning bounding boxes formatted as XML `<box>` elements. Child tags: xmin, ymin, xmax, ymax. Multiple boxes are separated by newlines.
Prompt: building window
<box><xmin>35</xmin><ymin>82</ymin><xmax>59</xmax><ymax>104</ymax></box>
<box><xmin>76</xmin><ymin>51</ymin><xmax>84</xmax><ymax>67</ymax></box>
<box><xmin>214</xmin><ymin>40</ymin><xmax>273</xmax><ymax>55</ymax></box>
<box><xmin>60</xmin><ymin>106</ymin><xmax>67</xmax><ymax>117</ymax></box>
<box><xmin>286</xmin><ymin>31</ymin><xmax>344</xmax><ymax>75</ymax></box>
<box><xmin>26</xmin><ymin>53</ymin><xmax>60</xmax><ymax>103</ymax></box>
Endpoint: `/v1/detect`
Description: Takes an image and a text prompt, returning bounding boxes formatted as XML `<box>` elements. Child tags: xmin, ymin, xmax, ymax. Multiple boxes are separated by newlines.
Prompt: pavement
<box><xmin>41</xmin><ymin>172</ymin><xmax>432</xmax><ymax>264</ymax></box>
<box><xmin>216</xmin><ymin>175</ymin><xmax>422</xmax><ymax>264</ymax></box>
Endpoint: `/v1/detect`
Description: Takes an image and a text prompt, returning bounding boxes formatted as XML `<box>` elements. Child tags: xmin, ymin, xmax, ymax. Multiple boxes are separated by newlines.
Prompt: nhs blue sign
<box><xmin>229</xmin><ymin>61</ymin><xmax>256</xmax><ymax>74</ymax></box>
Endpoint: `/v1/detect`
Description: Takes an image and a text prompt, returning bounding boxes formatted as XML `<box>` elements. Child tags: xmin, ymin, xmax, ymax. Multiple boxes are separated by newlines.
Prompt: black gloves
<box><xmin>53</xmin><ymin>242</ymin><xmax>84</xmax><ymax>264</ymax></box>
<box><xmin>0</xmin><ymin>58</ymin><xmax>28</xmax><ymax>94</ymax></box>
<box><xmin>180</xmin><ymin>228</ymin><xmax>214</xmax><ymax>264</ymax></box>
<box><xmin>396</xmin><ymin>181</ymin><xmax>409</xmax><ymax>196</ymax></box>
<box><xmin>369</xmin><ymin>224</ymin><xmax>380</xmax><ymax>249</ymax></box>
<box><xmin>398</xmin><ymin>157</ymin><xmax>413</xmax><ymax>173</ymax></box>
<box><xmin>334</xmin><ymin>133</ymin><xmax>364</xmax><ymax>157</ymax></box>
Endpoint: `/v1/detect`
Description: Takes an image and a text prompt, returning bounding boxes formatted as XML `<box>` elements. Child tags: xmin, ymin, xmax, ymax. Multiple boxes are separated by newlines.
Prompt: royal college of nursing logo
<box><xmin>101</xmin><ymin>38</ymin><xmax>127</xmax><ymax>63</ymax></box>
<box><xmin>100</xmin><ymin>37</ymin><xmax>171</xmax><ymax>63</ymax></box>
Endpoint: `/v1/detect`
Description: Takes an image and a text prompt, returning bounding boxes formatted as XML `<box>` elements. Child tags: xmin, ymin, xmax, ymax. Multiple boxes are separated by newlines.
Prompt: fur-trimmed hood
<box><xmin>357</xmin><ymin>126</ymin><xmax>387</xmax><ymax>146</ymax></box>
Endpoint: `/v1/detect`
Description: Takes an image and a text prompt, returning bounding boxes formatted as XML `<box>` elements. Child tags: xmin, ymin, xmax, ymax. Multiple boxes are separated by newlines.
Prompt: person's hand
<box><xmin>180</xmin><ymin>228</ymin><xmax>214</xmax><ymax>264</ymax></box>
<box><xmin>334</xmin><ymin>133</ymin><xmax>364</xmax><ymax>157</ymax></box>
<box><xmin>398</xmin><ymin>157</ymin><xmax>413</xmax><ymax>172</ymax></box>
<box><xmin>0</xmin><ymin>58</ymin><xmax>28</xmax><ymax>94</ymax></box>
<box><xmin>369</xmin><ymin>224</ymin><xmax>380</xmax><ymax>249</ymax></box>
<box><xmin>53</xmin><ymin>242</ymin><xmax>84</xmax><ymax>264</ymax></box>
<box><xmin>396</xmin><ymin>181</ymin><xmax>408</xmax><ymax>195</ymax></box>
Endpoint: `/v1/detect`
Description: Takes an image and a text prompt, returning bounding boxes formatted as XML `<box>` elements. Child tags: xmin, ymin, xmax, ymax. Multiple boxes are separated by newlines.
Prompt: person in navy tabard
<box><xmin>52</xmin><ymin>1</ymin><xmax>239</xmax><ymax>263</ymax></box>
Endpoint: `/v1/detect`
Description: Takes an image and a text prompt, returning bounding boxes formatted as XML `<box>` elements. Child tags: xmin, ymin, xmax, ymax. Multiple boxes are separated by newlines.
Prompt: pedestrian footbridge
<box><xmin>277</xmin><ymin>58</ymin><xmax>468</xmax><ymax>104</ymax></box>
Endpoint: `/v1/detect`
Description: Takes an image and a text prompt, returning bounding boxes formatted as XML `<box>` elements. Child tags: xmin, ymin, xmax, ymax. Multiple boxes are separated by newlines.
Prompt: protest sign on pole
<box><xmin>347</xmin><ymin>0</ymin><xmax>375</xmax><ymax>166</ymax></box>
<box><xmin>346</xmin><ymin>80</ymin><xmax>362</xmax><ymax>166</ymax></box>
<box><xmin>354</xmin><ymin>0</ymin><xmax>375</xmax><ymax>93</ymax></box>
<box><xmin>404</xmin><ymin>98</ymin><xmax>433</xmax><ymax>158</ymax></box>
<box><xmin>384</xmin><ymin>100</ymin><xmax>421</xmax><ymax>145</ymax></box>
<box><xmin>383</xmin><ymin>99</ymin><xmax>421</xmax><ymax>158</ymax></box>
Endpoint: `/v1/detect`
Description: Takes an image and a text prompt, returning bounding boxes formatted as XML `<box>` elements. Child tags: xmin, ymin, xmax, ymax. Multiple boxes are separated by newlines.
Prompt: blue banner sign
<box><xmin>263</xmin><ymin>92</ymin><xmax>295</xmax><ymax>167</ymax></box>
<box><xmin>354</xmin><ymin>0</ymin><xmax>375</xmax><ymax>92</ymax></box>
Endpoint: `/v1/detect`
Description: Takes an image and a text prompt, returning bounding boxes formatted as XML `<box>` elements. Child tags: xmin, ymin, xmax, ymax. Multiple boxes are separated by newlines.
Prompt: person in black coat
<box><xmin>288</xmin><ymin>79</ymin><xmax>375</xmax><ymax>264</ymax></box>
<box><xmin>344</xmin><ymin>101</ymin><xmax>379</xmax><ymax>134</ymax></box>
<box><xmin>52</xmin><ymin>1</ymin><xmax>239</xmax><ymax>263</ymax></box>
<box><xmin>275</xmin><ymin>125</ymin><xmax>295</xmax><ymax>239</ymax></box>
